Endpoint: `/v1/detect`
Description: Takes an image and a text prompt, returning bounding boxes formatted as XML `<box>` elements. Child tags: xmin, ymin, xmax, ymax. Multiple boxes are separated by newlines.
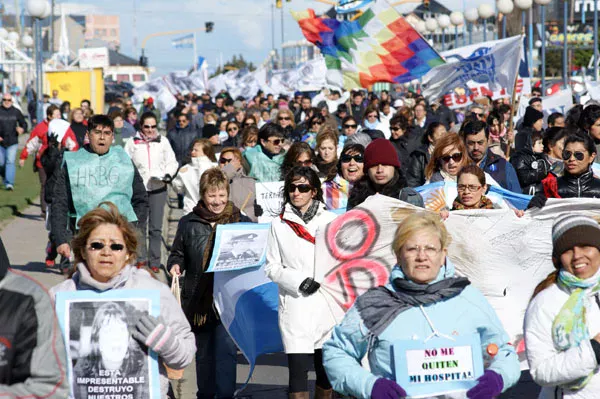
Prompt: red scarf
<box><xmin>542</xmin><ymin>173</ymin><xmax>561</xmax><ymax>199</ymax></box>
<box><xmin>279</xmin><ymin>214</ymin><xmax>315</xmax><ymax>244</ymax></box>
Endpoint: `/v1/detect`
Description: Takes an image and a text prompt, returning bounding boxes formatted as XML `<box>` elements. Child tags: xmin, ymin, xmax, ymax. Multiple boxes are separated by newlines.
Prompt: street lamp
<box><xmin>26</xmin><ymin>0</ymin><xmax>50</xmax><ymax>124</ymax></box>
<box><xmin>464</xmin><ymin>8</ymin><xmax>479</xmax><ymax>45</ymax></box>
<box><xmin>425</xmin><ymin>18</ymin><xmax>438</xmax><ymax>44</ymax></box>
<box><xmin>437</xmin><ymin>14</ymin><xmax>451</xmax><ymax>51</ymax></box>
<box><xmin>496</xmin><ymin>0</ymin><xmax>514</xmax><ymax>38</ymax></box>
<box><xmin>514</xmin><ymin>0</ymin><xmax>533</xmax><ymax>78</ymax></box>
<box><xmin>534</xmin><ymin>0</ymin><xmax>551</xmax><ymax>93</ymax></box>
<box><xmin>478</xmin><ymin>4</ymin><xmax>494</xmax><ymax>42</ymax></box>
<box><xmin>450</xmin><ymin>11</ymin><xmax>464</xmax><ymax>49</ymax></box>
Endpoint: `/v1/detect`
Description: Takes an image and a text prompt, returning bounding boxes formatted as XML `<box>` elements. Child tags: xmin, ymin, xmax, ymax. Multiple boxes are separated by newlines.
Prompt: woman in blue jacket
<box><xmin>322</xmin><ymin>212</ymin><xmax>520</xmax><ymax>398</ymax></box>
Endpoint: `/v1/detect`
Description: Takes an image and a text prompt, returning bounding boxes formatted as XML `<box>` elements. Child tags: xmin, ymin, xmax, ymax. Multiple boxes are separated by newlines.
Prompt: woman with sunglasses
<box><xmin>424</xmin><ymin>133</ymin><xmax>471</xmax><ymax>184</ymax></box>
<box><xmin>302</xmin><ymin>114</ymin><xmax>325</xmax><ymax>149</ymax></box>
<box><xmin>362</xmin><ymin>104</ymin><xmax>390</xmax><ymax>139</ymax></box>
<box><xmin>265</xmin><ymin>166</ymin><xmax>338</xmax><ymax>399</ymax></box>
<box><xmin>322</xmin><ymin>144</ymin><xmax>365</xmax><ymax>210</ymax></box>
<box><xmin>276</xmin><ymin>109</ymin><xmax>299</xmax><ymax>141</ymax></box>
<box><xmin>50</xmin><ymin>202</ymin><xmax>195</xmax><ymax>398</ymax></box>
<box><xmin>222</xmin><ymin>121</ymin><xmax>241</xmax><ymax>148</ymax></box>
<box><xmin>528</xmin><ymin>134</ymin><xmax>600</xmax><ymax>209</ymax></box>
<box><xmin>280</xmin><ymin>142</ymin><xmax>317</xmax><ymax>181</ymax></box>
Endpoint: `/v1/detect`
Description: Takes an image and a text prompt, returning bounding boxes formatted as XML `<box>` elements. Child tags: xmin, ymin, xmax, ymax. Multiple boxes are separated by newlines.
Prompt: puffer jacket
<box><xmin>124</xmin><ymin>132</ymin><xmax>179</xmax><ymax>191</ymax></box>
<box><xmin>323</xmin><ymin>262</ymin><xmax>521</xmax><ymax>398</ymax></box>
<box><xmin>265</xmin><ymin>202</ymin><xmax>340</xmax><ymax>353</ymax></box>
<box><xmin>49</xmin><ymin>264</ymin><xmax>195</xmax><ymax>398</ymax></box>
<box><xmin>532</xmin><ymin>169</ymin><xmax>600</xmax><ymax>206</ymax></box>
<box><xmin>167</xmin><ymin>124</ymin><xmax>200</xmax><ymax>165</ymax></box>
<box><xmin>525</xmin><ymin>278</ymin><xmax>600</xmax><ymax>398</ymax></box>
<box><xmin>406</xmin><ymin>143</ymin><xmax>431</xmax><ymax>188</ymax></box>
<box><xmin>509</xmin><ymin>149</ymin><xmax>550</xmax><ymax>195</ymax></box>
<box><xmin>243</xmin><ymin>145</ymin><xmax>285</xmax><ymax>183</ymax></box>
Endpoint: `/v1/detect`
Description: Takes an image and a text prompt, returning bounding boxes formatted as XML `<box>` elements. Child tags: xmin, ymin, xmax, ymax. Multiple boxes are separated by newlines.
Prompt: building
<box><xmin>84</xmin><ymin>15</ymin><xmax>120</xmax><ymax>50</ymax></box>
<box><xmin>281</xmin><ymin>40</ymin><xmax>320</xmax><ymax>70</ymax></box>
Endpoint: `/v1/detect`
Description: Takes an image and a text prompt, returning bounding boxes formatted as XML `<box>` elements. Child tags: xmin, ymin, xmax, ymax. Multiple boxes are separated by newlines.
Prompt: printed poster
<box><xmin>207</xmin><ymin>223</ymin><xmax>270</xmax><ymax>272</ymax></box>
<box><xmin>255</xmin><ymin>181</ymin><xmax>284</xmax><ymax>223</ymax></box>
<box><xmin>55</xmin><ymin>289</ymin><xmax>162</xmax><ymax>399</ymax></box>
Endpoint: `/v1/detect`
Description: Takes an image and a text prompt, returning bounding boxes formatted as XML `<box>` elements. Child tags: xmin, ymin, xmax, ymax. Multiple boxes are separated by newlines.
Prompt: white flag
<box><xmin>422</xmin><ymin>35</ymin><xmax>523</xmax><ymax>101</ymax></box>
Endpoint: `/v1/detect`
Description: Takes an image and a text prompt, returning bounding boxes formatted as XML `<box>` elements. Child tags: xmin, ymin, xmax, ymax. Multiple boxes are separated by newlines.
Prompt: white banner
<box><xmin>515</xmin><ymin>88</ymin><xmax>573</xmax><ymax>125</ymax></box>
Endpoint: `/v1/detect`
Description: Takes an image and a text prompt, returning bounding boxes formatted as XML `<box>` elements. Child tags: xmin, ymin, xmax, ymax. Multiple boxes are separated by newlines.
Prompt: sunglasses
<box><xmin>245</xmin><ymin>122</ymin><xmax>255</xmax><ymax>126</ymax></box>
<box><xmin>2</xmin><ymin>99</ymin><xmax>11</xmax><ymax>102</ymax></box>
<box><xmin>343</xmin><ymin>124</ymin><xmax>357</xmax><ymax>129</ymax></box>
<box><xmin>440</xmin><ymin>152</ymin><xmax>463</xmax><ymax>163</ymax></box>
<box><xmin>89</xmin><ymin>242</ymin><xmax>125</xmax><ymax>251</ymax></box>
<box><xmin>297</xmin><ymin>160</ymin><xmax>313</xmax><ymax>167</ymax></box>
<box><xmin>390</xmin><ymin>126</ymin><xmax>402</xmax><ymax>132</ymax></box>
<box><xmin>278</xmin><ymin>117</ymin><xmax>291</xmax><ymax>121</ymax></box>
<box><xmin>562</xmin><ymin>150</ymin><xmax>586</xmax><ymax>161</ymax></box>
<box><xmin>473</xmin><ymin>112</ymin><xmax>484</xmax><ymax>117</ymax></box>
<box><xmin>143</xmin><ymin>124</ymin><xmax>157</xmax><ymax>129</ymax></box>
<box><xmin>227</xmin><ymin>127</ymin><xmax>238</xmax><ymax>132</ymax></box>
<box><xmin>268</xmin><ymin>139</ymin><xmax>282</xmax><ymax>146</ymax></box>
<box><xmin>340</xmin><ymin>154</ymin><xmax>364</xmax><ymax>163</ymax></box>
<box><xmin>288</xmin><ymin>183</ymin><xmax>313</xmax><ymax>193</ymax></box>
<box><xmin>219</xmin><ymin>157</ymin><xmax>234</xmax><ymax>164</ymax></box>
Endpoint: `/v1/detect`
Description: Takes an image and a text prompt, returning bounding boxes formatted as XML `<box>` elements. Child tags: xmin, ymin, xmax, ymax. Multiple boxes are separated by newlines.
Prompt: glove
<box><xmin>162</xmin><ymin>174</ymin><xmax>173</xmax><ymax>184</ymax></box>
<box><xmin>371</xmin><ymin>378</ymin><xmax>406</xmax><ymax>399</ymax></box>
<box><xmin>467</xmin><ymin>370</ymin><xmax>503</xmax><ymax>399</ymax></box>
<box><xmin>132</xmin><ymin>313</ymin><xmax>176</xmax><ymax>357</ymax></box>
<box><xmin>254</xmin><ymin>202</ymin><xmax>263</xmax><ymax>217</ymax></box>
<box><xmin>299</xmin><ymin>277</ymin><xmax>320</xmax><ymax>295</ymax></box>
<box><xmin>526</xmin><ymin>195</ymin><xmax>547</xmax><ymax>209</ymax></box>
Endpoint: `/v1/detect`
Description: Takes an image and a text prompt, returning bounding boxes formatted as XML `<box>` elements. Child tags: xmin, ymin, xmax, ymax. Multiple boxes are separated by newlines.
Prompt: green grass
<box><xmin>0</xmin><ymin>153</ymin><xmax>41</xmax><ymax>221</ymax></box>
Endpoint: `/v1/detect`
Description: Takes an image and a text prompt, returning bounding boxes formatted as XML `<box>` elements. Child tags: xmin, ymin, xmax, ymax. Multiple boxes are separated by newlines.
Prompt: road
<box><xmin>0</xmin><ymin>193</ymin><xmax>318</xmax><ymax>398</ymax></box>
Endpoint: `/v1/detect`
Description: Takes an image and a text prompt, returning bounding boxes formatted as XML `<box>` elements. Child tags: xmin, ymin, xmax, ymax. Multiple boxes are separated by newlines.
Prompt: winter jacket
<box><xmin>323</xmin><ymin>262</ymin><xmax>521</xmax><ymax>398</ymax></box>
<box><xmin>509</xmin><ymin>149</ymin><xmax>550</xmax><ymax>195</ymax></box>
<box><xmin>265</xmin><ymin>203</ymin><xmax>339</xmax><ymax>353</ymax></box>
<box><xmin>20</xmin><ymin>119</ymin><xmax>78</xmax><ymax>169</ymax></box>
<box><xmin>479</xmin><ymin>150</ymin><xmax>522</xmax><ymax>193</ymax></box>
<box><xmin>167</xmin><ymin>124</ymin><xmax>200</xmax><ymax>165</ymax></box>
<box><xmin>427</xmin><ymin>104</ymin><xmax>456</xmax><ymax>130</ymax></box>
<box><xmin>348</xmin><ymin>171</ymin><xmax>424</xmax><ymax>210</ymax></box>
<box><xmin>50</xmin><ymin>264</ymin><xmax>195</xmax><ymax>397</ymax></box>
<box><xmin>171</xmin><ymin>156</ymin><xmax>216</xmax><ymax>214</ymax></box>
<box><xmin>222</xmin><ymin>163</ymin><xmax>257</xmax><ymax>221</ymax></box>
<box><xmin>406</xmin><ymin>143</ymin><xmax>431</xmax><ymax>188</ymax></box>
<box><xmin>124</xmin><ymin>132</ymin><xmax>179</xmax><ymax>192</ymax></box>
<box><xmin>389</xmin><ymin>136</ymin><xmax>415</xmax><ymax>170</ymax></box>
<box><xmin>41</xmin><ymin>144</ymin><xmax>64</xmax><ymax>205</ymax></box>
<box><xmin>50</xmin><ymin>146</ymin><xmax>149</xmax><ymax>247</ymax></box>
<box><xmin>243</xmin><ymin>145</ymin><xmax>285</xmax><ymax>183</ymax></box>
<box><xmin>0</xmin><ymin>237</ymin><xmax>68</xmax><ymax>398</ymax></box>
<box><xmin>536</xmin><ymin>169</ymin><xmax>600</xmax><ymax>201</ymax></box>
<box><xmin>0</xmin><ymin>105</ymin><xmax>26</xmax><ymax>147</ymax></box>
<box><xmin>525</xmin><ymin>280</ymin><xmax>600</xmax><ymax>398</ymax></box>
<box><xmin>69</xmin><ymin>121</ymin><xmax>87</xmax><ymax>148</ymax></box>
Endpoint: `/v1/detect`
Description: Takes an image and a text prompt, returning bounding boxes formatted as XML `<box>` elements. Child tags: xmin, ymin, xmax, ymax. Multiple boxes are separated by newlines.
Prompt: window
<box><xmin>132</xmin><ymin>74</ymin><xmax>146</xmax><ymax>82</ymax></box>
<box><xmin>116</xmin><ymin>74</ymin><xmax>130</xmax><ymax>82</ymax></box>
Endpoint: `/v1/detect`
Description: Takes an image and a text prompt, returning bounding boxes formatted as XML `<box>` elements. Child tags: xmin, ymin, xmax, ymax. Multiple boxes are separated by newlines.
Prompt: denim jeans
<box><xmin>194</xmin><ymin>321</ymin><xmax>237</xmax><ymax>399</ymax></box>
<box><xmin>0</xmin><ymin>144</ymin><xmax>18</xmax><ymax>186</ymax></box>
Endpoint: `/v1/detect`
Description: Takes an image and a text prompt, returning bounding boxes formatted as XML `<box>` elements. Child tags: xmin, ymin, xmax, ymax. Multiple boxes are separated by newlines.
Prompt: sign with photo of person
<box><xmin>207</xmin><ymin>223</ymin><xmax>270</xmax><ymax>272</ymax></box>
<box><xmin>55</xmin><ymin>289</ymin><xmax>162</xmax><ymax>399</ymax></box>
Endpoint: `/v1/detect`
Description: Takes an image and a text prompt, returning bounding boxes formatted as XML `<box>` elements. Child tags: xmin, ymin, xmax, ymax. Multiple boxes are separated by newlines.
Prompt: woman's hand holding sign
<box><xmin>133</xmin><ymin>313</ymin><xmax>178</xmax><ymax>360</ymax></box>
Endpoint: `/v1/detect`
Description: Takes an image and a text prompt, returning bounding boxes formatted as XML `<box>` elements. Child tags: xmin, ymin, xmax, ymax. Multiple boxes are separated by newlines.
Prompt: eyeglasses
<box><xmin>296</xmin><ymin>160</ymin><xmax>313</xmax><ymax>167</ymax></box>
<box><xmin>340</xmin><ymin>154</ymin><xmax>364</xmax><ymax>163</ymax></box>
<box><xmin>288</xmin><ymin>183</ymin><xmax>312</xmax><ymax>193</ymax></box>
<box><xmin>562</xmin><ymin>150</ymin><xmax>586</xmax><ymax>161</ymax></box>
<box><xmin>88</xmin><ymin>242</ymin><xmax>125</xmax><ymax>252</ymax></box>
<box><xmin>440</xmin><ymin>152</ymin><xmax>463</xmax><ymax>163</ymax></box>
<box><xmin>267</xmin><ymin>138</ymin><xmax>282</xmax><ymax>146</ymax></box>
<box><xmin>227</xmin><ymin>127</ymin><xmax>238</xmax><ymax>132</ymax></box>
<box><xmin>457</xmin><ymin>184</ymin><xmax>482</xmax><ymax>192</ymax></box>
<box><xmin>2</xmin><ymin>99</ymin><xmax>11</xmax><ymax>103</ymax></box>
<box><xmin>219</xmin><ymin>157</ymin><xmax>234</xmax><ymax>164</ymax></box>
<box><xmin>404</xmin><ymin>245</ymin><xmax>441</xmax><ymax>258</ymax></box>
<box><xmin>91</xmin><ymin>129</ymin><xmax>114</xmax><ymax>136</ymax></box>
<box><xmin>143</xmin><ymin>124</ymin><xmax>158</xmax><ymax>130</ymax></box>
<box><xmin>278</xmin><ymin>116</ymin><xmax>291</xmax><ymax>121</ymax></box>
<box><xmin>343</xmin><ymin>124</ymin><xmax>357</xmax><ymax>129</ymax></box>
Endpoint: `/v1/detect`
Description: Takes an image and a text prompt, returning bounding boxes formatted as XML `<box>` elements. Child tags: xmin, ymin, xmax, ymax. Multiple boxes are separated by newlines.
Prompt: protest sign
<box><xmin>255</xmin><ymin>181</ymin><xmax>284</xmax><ymax>223</ymax></box>
<box><xmin>207</xmin><ymin>223</ymin><xmax>270</xmax><ymax>272</ymax></box>
<box><xmin>55</xmin><ymin>290</ymin><xmax>161</xmax><ymax>399</ymax></box>
<box><xmin>394</xmin><ymin>335</ymin><xmax>483</xmax><ymax>398</ymax></box>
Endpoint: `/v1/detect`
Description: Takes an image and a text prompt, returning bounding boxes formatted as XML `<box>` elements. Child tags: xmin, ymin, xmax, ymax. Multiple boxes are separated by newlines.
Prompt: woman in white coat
<box><xmin>265</xmin><ymin>166</ymin><xmax>338</xmax><ymax>399</ymax></box>
<box><xmin>525</xmin><ymin>214</ymin><xmax>600</xmax><ymax>398</ymax></box>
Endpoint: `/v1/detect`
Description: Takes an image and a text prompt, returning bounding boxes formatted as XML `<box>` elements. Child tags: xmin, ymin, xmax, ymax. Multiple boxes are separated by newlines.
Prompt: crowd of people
<box><xmin>3</xmin><ymin>83</ymin><xmax>600</xmax><ymax>399</ymax></box>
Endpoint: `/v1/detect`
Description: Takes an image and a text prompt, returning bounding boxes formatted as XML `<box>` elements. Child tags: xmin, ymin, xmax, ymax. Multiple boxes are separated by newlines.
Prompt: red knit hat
<box><xmin>364</xmin><ymin>138</ymin><xmax>401</xmax><ymax>169</ymax></box>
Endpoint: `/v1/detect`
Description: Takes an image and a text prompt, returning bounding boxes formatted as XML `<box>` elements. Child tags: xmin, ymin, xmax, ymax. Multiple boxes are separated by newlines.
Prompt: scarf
<box><xmin>552</xmin><ymin>269</ymin><xmax>600</xmax><ymax>390</ymax></box>
<box><xmin>133</xmin><ymin>133</ymin><xmax>161</xmax><ymax>144</ymax></box>
<box><xmin>186</xmin><ymin>201</ymin><xmax>241</xmax><ymax>331</ymax></box>
<box><xmin>439</xmin><ymin>170</ymin><xmax>457</xmax><ymax>182</ymax></box>
<box><xmin>489</xmin><ymin>126</ymin><xmax>506</xmax><ymax>143</ymax></box>
<box><xmin>355</xmin><ymin>276</ymin><xmax>470</xmax><ymax>336</ymax></box>
<box><xmin>451</xmin><ymin>195</ymin><xmax>494</xmax><ymax>210</ymax></box>
<box><xmin>291</xmin><ymin>199</ymin><xmax>320</xmax><ymax>224</ymax></box>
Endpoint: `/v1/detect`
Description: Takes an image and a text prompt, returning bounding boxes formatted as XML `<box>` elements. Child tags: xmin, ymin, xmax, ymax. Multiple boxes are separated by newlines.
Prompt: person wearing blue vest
<box><xmin>461</xmin><ymin>120</ymin><xmax>522</xmax><ymax>193</ymax></box>
<box><xmin>51</xmin><ymin>115</ymin><xmax>148</xmax><ymax>271</ymax></box>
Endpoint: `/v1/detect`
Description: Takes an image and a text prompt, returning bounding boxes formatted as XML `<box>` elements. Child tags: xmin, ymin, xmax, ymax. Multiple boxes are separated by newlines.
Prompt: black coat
<box><xmin>389</xmin><ymin>136</ymin><xmax>416</xmax><ymax>170</ymax></box>
<box><xmin>347</xmin><ymin>169</ymin><xmax>424</xmax><ymax>210</ymax></box>
<box><xmin>406</xmin><ymin>144</ymin><xmax>431</xmax><ymax>188</ymax></box>
<box><xmin>530</xmin><ymin>169</ymin><xmax>600</xmax><ymax>208</ymax></box>
<box><xmin>509</xmin><ymin>149</ymin><xmax>550</xmax><ymax>195</ymax></box>
<box><xmin>0</xmin><ymin>106</ymin><xmax>26</xmax><ymax>147</ymax></box>
<box><xmin>167</xmin><ymin>125</ymin><xmax>200</xmax><ymax>164</ymax></box>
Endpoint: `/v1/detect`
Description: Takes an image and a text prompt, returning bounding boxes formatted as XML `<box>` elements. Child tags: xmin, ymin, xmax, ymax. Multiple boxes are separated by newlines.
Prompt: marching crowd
<box><xmin>1</xmin><ymin>84</ymin><xmax>600</xmax><ymax>399</ymax></box>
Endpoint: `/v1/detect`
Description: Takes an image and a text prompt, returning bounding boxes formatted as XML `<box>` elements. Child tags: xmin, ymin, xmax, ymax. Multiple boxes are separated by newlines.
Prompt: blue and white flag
<box><xmin>172</xmin><ymin>34</ymin><xmax>194</xmax><ymax>49</ymax></box>
<box><xmin>422</xmin><ymin>35</ymin><xmax>524</xmax><ymax>101</ymax></box>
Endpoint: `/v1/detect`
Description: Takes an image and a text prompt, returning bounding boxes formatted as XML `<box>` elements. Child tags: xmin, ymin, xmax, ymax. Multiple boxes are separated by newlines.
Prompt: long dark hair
<box><xmin>280</xmin><ymin>142</ymin><xmax>315</xmax><ymax>180</ymax></box>
<box><xmin>282</xmin><ymin>166</ymin><xmax>323</xmax><ymax>211</ymax></box>
<box><xmin>578</xmin><ymin>104</ymin><xmax>600</xmax><ymax>133</ymax></box>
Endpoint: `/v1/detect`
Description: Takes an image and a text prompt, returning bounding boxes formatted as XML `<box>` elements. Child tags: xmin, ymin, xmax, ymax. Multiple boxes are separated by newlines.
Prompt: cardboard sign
<box><xmin>393</xmin><ymin>334</ymin><xmax>484</xmax><ymax>398</ymax></box>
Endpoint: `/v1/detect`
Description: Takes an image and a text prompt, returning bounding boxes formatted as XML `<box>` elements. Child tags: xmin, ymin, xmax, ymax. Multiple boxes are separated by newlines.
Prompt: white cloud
<box><xmin>237</xmin><ymin>19</ymin><xmax>264</xmax><ymax>49</ymax></box>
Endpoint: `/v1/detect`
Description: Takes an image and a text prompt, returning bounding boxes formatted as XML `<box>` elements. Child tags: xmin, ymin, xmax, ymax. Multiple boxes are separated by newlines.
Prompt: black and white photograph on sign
<box><xmin>66</xmin><ymin>300</ymin><xmax>150</xmax><ymax>399</ymax></box>
<box><xmin>207</xmin><ymin>225</ymin><xmax>270</xmax><ymax>272</ymax></box>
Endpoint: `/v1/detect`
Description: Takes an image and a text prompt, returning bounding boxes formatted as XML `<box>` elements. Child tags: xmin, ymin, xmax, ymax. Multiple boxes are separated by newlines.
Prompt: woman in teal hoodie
<box><xmin>322</xmin><ymin>212</ymin><xmax>520</xmax><ymax>399</ymax></box>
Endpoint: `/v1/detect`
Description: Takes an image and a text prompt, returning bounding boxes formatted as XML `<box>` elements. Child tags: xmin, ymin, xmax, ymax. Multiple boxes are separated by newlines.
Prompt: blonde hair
<box><xmin>200</xmin><ymin>167</ymin><xmax>230</xmax><ymax>198</ymax></box>
<box><xmin>392</xmin><ymin>212</ymin><xmax>451</xmax><ymax>259</ymax></box>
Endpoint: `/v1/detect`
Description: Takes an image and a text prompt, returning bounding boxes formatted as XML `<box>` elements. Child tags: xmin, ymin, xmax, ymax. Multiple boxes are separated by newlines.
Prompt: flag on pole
<box><xmin>421</xmin><ymin>35</ymin><xmax>523</xmax><ymax>101</ymax></box>
<box><xmin>58</xmin><ymin>5</ymin><xmax>70</xmax><ymax>65</ymax></box>
<box><xmin>291</xmin><ymin>0</ymin><xmax>444</xmax><ymax>89</ymax></box>
<box><xmin>172</xmin><ymin>34</ymin><xmax>194</xmax><ymax>49</ymax></box>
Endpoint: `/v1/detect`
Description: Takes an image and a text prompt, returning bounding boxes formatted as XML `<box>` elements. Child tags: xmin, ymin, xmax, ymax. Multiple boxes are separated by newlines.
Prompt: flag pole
<box><xmin>193</xmin><ymin>32</ymin><xmax>197</xmax><ymax>71</ymax></box>
<box><xmin>506</xmin><ymin>35</ymin><xmax>524</xmax><ymax>160</ymax></box>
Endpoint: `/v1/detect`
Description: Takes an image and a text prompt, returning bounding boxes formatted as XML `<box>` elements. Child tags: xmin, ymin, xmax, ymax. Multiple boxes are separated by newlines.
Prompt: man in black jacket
<box><xmin>0</xmin><ymin>93</ymin><xmax>27</xmax><ymax>190</ymax></box>
<box><xmin>167</xmin><ymin>112</ymin><xmax>200</xmax><ymax>166</ymax></box>
<box><xmin>51</xmin><ymin>115</ymin><xmax>148</xmax><ymax>264</ymax></box>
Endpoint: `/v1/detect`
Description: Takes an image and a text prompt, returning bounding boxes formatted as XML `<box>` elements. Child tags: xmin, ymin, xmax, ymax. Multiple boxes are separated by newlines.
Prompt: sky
<box><xmin>18</xmin><ymin>0</ymin><xmax>492</xmax><ymax>77</ymax></box>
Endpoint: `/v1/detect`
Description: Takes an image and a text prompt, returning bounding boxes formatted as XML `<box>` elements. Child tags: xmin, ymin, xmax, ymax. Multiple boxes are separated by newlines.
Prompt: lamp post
<box><xmin>425</xmin><ymin>18</ymin><xmax>438</xmax><ymax>45</ymax></box>
<box><xmin>496</xmin><ymin>0</ymin><xmax>514</xmax><ymax>38</ymax></box>
<box><xmin>22</xmin><ymin>34</ymin><xmax>33</xmax><ymax>90</ymax></box>
<box><xmin>478</xmin><ymin>4</ymin><xmax>494</xmax><ymax>42</ymax></box>
<box><xmin>534</xmin><ymin>0</ymin><xmax>551</xmax><ymax>94</ymax></box>
<box><xmin>464</xmin><ymin>8</ymin><xmax>479</xmax><ymax>45</ymax></box>
<box><xmin>563</xmin><ymin>0</ymin><xmax>568</xmax><ymax>88</ymax></box>
<box><xmin>437</xmin><ymin>14</ymin><xmax>450</xmax><ymax>51</ymax></box>
<box><xmin>515</xmin><ymin>0</ymin><xmax>533</xmax><ymax>78</ymax></box>
<box><xmin>450</xmin><ymin>11</ymin><xmax>464</xmax><ymax>49</ymax></box>
<box><xmin>26</xmin><ymin>0</ymin><xmax>50</xmax><ymax>124</ymax></box>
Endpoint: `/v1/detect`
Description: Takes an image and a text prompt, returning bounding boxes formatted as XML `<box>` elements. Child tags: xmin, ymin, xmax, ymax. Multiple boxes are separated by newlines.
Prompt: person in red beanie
<box><xmin>347</xmin><ymin>138</ymin><xmax>423</xmax><ymax>210</ymax></box>
<box><xmin>139</xmin><ymin>96</ymin><xmax>161</xmax><ymax>122</ymax></box>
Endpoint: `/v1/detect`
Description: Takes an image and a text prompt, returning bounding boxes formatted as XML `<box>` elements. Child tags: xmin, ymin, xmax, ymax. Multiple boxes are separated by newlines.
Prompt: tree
<box><xmin>210</xmin><ymin>54</ymin><xmax>256</xmax><ymax>78</ymax></box>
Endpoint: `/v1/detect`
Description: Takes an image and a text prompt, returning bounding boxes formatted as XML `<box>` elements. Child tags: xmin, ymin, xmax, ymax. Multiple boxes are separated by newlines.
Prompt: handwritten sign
<box><xmin>393</xmin><ymin>335</ymin><xmax>484</xmax><ymax>398</ymax></box>
<box><xmin>255</xmin><ymin>181</ymin><xmax>284</xmax><ymax>223</ymax></box>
